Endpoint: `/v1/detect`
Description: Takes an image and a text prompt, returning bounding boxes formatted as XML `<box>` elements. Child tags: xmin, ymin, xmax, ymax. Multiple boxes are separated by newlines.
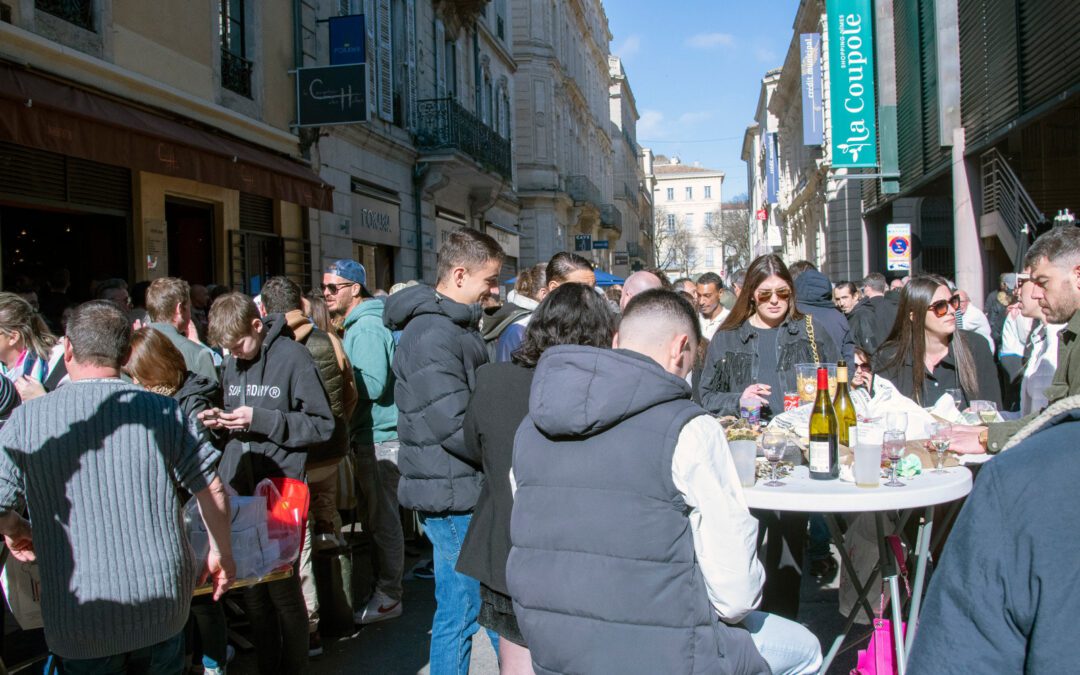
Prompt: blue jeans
<box><xmin>421</xmin><ymin>512</ymin><xmax>499</xmax><ymax>675</ymax></box>
<box><xmin>743</xmin><ymin>610</ymin><xmax>823</xmax><ymax>675</ymax></box>
<box><xmin>808</xmin><ymin>513</ymin><xmax>832</xmax><ymax>560</ymax></box>
<box><xmin>51</xmin><ymin>632</ymin><xmax>185</xmax><ymax>675</ymax></box>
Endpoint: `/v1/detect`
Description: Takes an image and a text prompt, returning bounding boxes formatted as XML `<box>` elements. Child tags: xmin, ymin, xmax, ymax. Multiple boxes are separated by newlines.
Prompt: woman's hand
<box><xmin>740</xmin><ymin>383</ymin><xmax>771</xmax><ymax>405</ymax></box>
<box><xmin>14</xmin><ymin>376</ymin><xmax>46</xmax><ymax>402</ymax></box>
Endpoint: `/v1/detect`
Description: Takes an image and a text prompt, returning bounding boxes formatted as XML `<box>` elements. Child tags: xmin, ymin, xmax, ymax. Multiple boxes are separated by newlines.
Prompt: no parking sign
<box><xmin>886</xmin><ymin>223</ymin><xmax>911</xmax><ymax>272</ymax></box>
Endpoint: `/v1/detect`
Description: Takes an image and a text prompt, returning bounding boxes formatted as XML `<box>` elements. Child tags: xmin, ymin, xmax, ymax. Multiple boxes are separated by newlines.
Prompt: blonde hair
<box><xmin>0</xmin><ymin>292</ymin><xmax>57</xmax><ymax>362</ymax></box>
<box><xmin>124</xmin><ymin>327</ymin><xmax>186</xmax><ymax>394</ymax></box>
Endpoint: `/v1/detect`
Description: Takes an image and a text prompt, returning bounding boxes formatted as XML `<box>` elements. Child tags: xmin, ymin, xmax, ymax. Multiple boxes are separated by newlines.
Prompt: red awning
<box><xmin>0</xmin><ymin>63</ymin><xmax>332</xmax><ymax>210</ymax></box>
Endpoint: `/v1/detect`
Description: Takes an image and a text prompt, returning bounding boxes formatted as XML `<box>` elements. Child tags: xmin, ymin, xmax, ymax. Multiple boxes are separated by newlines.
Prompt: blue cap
<box><xmin>325</xmin><ymin>259</ymin><xmax>367</xmax><ymax>287</ymax></box>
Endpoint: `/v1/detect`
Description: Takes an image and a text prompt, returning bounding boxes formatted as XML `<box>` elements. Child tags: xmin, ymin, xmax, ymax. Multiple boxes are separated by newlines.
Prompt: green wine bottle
<box><xmin>809</xmin><ymin>366</ymin><xmax>839</xmax><ymax>480</ymax></box>
<box><xmin>833</xmin><ymin>360</ymin><xmax>858</xmax><ymax>448</ymax></box>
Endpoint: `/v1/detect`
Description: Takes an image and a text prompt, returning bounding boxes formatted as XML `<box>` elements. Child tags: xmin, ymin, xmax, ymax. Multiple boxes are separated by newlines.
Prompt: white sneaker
<box><xmin>355</xmin><ymin>591</ymin><xmax>403</xmax><ymax>625</ymax></box>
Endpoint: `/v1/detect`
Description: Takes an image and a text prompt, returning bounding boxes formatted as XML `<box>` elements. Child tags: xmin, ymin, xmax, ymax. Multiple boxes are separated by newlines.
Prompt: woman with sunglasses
<box><xmin>874</xmin><ymin>275</ymin><xmax>1001</xmax><ymax>408</ymax></box>
<box><xmin>700</xmin><ymin>254</ymin><xmax>839</xmax><ymax>419</ymax></box>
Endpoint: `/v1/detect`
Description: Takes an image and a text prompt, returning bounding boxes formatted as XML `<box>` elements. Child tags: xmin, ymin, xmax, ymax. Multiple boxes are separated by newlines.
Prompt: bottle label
<box><xmin>809</xmin><ymin>440</ymin><xmax>831</xmax><ymax>473</ymax></box>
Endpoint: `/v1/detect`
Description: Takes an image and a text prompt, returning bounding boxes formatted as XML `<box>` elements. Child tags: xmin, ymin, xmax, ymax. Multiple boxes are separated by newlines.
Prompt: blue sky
<box><xmin>605</xmin><ymin>0</ymin><xmax>801</xmax><ymax>199</ymax></box>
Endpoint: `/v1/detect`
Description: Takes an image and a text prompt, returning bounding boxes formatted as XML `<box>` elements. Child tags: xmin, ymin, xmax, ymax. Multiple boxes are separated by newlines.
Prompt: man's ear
<box><xmin>1072</xmin><ymin>264</ymin><xmax>1080</xmax><ymax>290</ymax></box>
<box><xmin>453</xmin><ymin>267</ymin><xmax>468</xmax><ymax>287</ymax></box>
<box><xmin>670</xmin><ymin>333</ymin><xmax>689</xmax><ymax>367</ymax></box>
<box><xmin>252</xmin><ymin>318</ymin><xmax>264</xmax><ymax>335</ymax></box>
<box><xmin>63</xmin><ymin>337</ymin><xmax>74</xmax><ymax>364</ymax></box>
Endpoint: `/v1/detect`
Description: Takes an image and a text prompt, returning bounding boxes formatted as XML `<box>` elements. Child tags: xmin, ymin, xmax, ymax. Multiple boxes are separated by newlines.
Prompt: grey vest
<box><xmin>509</xmin><ymin>397</ymin><xmax>769</xmax><ymax>675</ymax></box>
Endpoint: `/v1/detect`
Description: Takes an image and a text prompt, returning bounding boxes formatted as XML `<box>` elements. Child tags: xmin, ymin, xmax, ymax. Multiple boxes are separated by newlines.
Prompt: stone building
<box><xmin>651</xmin><ymin>156</ymin><xmax>726</xmax><ymax>279</ymax></box>
<box><xmin>743</xmin><ymin>69</ymin><xmax>784</xmax><ymax>262</ymax></box>
<box><xmin>607</xmin><ymin>55</ymin><xmax>652</xmax><ymax>277</ymax></box>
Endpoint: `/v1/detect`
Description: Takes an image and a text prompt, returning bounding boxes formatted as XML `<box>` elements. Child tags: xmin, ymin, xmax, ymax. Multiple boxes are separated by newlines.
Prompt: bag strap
<box><xmin>877</xmin><ymin>534</ymin><xmax>912</xmax><ymax>617</ymax></box>
<box><xmin>805</xmin><ymin>315</ymin><xmax>820</xmax><ymax>363</ymax></box>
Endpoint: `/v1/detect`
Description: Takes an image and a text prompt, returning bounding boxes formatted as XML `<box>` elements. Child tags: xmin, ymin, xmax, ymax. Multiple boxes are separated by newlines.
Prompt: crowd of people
<box><xmin>0</xmin><ymin>223</ymin><xmax>1075</xmax><ymax>673</ymax></box>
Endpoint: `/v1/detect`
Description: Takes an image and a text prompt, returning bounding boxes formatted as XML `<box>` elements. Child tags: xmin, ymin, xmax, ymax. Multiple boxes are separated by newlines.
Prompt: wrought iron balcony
<box><xmin>416</xmin><ymin>98</ymin><xmax>512</xmax><ymax>180</ymax></box>
<box><xmin>566</xmin><ymin>175</ymin><xmax>602</xmax><ymax>208</ymax></box>
<box><xmin>600</xmin><ymin>204</ymin><xmax>622</xmax><ymax>232</ymax></box>
<box><xmin>36</xmin><ymin>0</ymin><xmax>94</xmax><ymax>30</ymax></box>
<box><xmin>221</xmin><ymin>48</ymin><xmax>254</xmax><ymax>99</ymax></box>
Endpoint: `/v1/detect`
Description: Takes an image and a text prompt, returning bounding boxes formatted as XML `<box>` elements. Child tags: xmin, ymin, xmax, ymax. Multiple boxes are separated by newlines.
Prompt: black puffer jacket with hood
<box><xmin>794</xmin><ymin>269</ymin><xmax>855</xmax><ymax>363</ymax></box>
<box><xmin>383</xmin><ymin>284</ymin><xmax>488</xmax><ymax>513</ymax></box>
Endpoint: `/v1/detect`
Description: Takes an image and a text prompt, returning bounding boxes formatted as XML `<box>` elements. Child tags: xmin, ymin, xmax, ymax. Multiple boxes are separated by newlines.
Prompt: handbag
<box><xmin>0</xmin><ymin>546</ymin><xmax>44</xmax><ymax>630</ymax></box>
<box><xmin>852</xmin><ymin>535</ymin><xmax>910</xmax><ymax>675</ymax></box>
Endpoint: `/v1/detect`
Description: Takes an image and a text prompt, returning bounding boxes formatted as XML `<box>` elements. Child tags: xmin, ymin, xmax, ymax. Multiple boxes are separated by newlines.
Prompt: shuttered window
<box><xmin>0</xmin><ymin>142</ymin><xmax>130</xmax><ymax>213</ymax></box>
<box><xmin>376</xmin><ymin>0</ymin><xmax>393</xmax><ymax>122</ymax></box>
<box><xmin>238</xmin><ymin>193</ymin><xmax>274</xmax><ymax>233</ymax></box>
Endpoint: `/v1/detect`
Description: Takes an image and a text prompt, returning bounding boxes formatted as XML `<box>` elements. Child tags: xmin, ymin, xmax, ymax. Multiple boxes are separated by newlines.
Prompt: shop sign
<box><xmin>886</xmin><ymin>223</ymin><xmax>911</xmax><ymax>271</ymax></box>
<box><xmin>350</xmin><ymin>192</ymin><xmax>399</xmax><ymax>247</ymax></box>
<box><xmin>329</xmin><ymin>15</ymin><xmax>365</xmax><ymax>65</ymax></box>
<box><xmin>800</xmin><ymin>33</ymin><xmax>824</xmax><ymax>145</ymax></box>
<box><xmin>574</xmin><ymin>234</ymin><xmax>592</xmax><ymax>251</ymax></box>
<box><xmin>827</xmin><ymin>0</ymin><xmax>878</xmax><ymax>167</ymax></box>
<box><xmin>485</xmin><ymin>225</ymin><xmax>520</xmax><ymax>258</ymax></box>
<box><xmin>296</xmin><ymin>64</ymin><xmax>367</xmax><ymax>127</ymax></box>
<box><xmin>592</xmin><ymin>239</ymin><xmax>609</xmax><ymax>250</ymax></box>
<box><xmin>765</xmin><ymin>133</ymin><xmax>779</xmax><ymax>205</ymax></box>
<box><xmin>614</xmin><ymin>251</ymin><xmax>629</xmax><ymax>265</ymax></box>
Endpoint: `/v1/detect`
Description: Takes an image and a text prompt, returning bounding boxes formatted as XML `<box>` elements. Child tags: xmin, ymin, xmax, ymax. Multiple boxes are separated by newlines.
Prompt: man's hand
<box><xmin>14</xmin><ymin>376</ymin><xmax>46</xmax><ymax>402</ymax></box>
<box><xmin>198</xmin><ymin>408</ymin><xmax>225</xmax><ymax>430</ymax></box>
<box><xmin>4</xmin><ymin>533</ymin><xmax>34</xmax><ymax>563</ymax></box>
<box><xmin>948</xmin><ymin>425</ymin><xmax>987</xmax><ymax>454</ymax></box>
<box><xmin>200</xmin><ymin>549</ymin><xmax>236</xmax><ymax>601</ymax></box>
<box><xmin>2</xmin><ymin>515</ymin><xmax>35</xmax><ymax>563</ymax></box>
<box><xmin>216</xmin><ymin>407</ymin><xmax>253</xmax><ymax>431</ymax></box>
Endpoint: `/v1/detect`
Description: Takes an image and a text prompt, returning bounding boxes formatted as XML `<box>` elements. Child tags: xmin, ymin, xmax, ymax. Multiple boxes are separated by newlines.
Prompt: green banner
<box><xmin>827</xmin><ymin>0</ymin><xmax>877</xmax><ymax>168</ymax></box>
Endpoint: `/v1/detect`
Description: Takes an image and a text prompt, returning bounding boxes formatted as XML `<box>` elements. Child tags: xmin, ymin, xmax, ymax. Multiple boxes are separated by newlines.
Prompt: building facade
<box><xmin>651</xmin><ymin>156</ymin><xmax>725</xmax><ymax>279</ymax></box>
<box><xmin>607</xmin><ymin>55</ymin><xmax>651</xmax><ymax>277</ymax></box>
<box><xmin>0</xmin><ymin>0</ymin><xmax>330</xmax><ymax>298</ymax></box>
<box><xmin>744</xmin><ymin>69</ymin><xmax>784</xmax><ymax>262</ymax></box>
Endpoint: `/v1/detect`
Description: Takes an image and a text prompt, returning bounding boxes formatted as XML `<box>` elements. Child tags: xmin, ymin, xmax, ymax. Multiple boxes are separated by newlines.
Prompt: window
<box><xmin>36</xmin><ymin>0</ymin><xmax>94</xmax><ymax>30</ymax></box>
<box><xmin>220</xmin><ymin>0</ymin><xmax>252</xmax><ymax>97</ymax></box>
<box><xmin>704</xmin><ymin>212</ymin><xmax>714</xmax><ymax>227</ymax></box>
<box><xmin>685</xmin><ymin>213</ymin><xmax>694</xmax><ymax>228</ymax></box>
<box><xmin>666</xmin><ymin>213</ymin><xmax>676</xmax><ymax>233</ymax></box>
<box><xmin>666</xmin><ymin>187</ymin><xmax>674</xmax><ymax>201</ymax></box>
<box><xmin>704</xmin><ymin>185</ymin><xmax>712</xmax><ymax>199</ymax></box>
<box><xmin>685</xmin><ymin>187</ymin><xmax>693</xmax><ymax>200</ymax></box>
<box><xmin>705</xmin><ymin>247</ymin><xmax>715</xmax><ymax>267</ymax></box>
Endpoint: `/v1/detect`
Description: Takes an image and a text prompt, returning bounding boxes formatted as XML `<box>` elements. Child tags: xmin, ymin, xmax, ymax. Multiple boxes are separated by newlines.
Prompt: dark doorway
<box><xmin>166</xmin><ymin>199</ymin><xmax>216</xmax><ymax>285</ymax></box>
<box><xmin>0</xmin><ymin>204</ymin><xmax>129</xmax><ymax>302</ymax></box>
<box><xmin>230</xmin><ymin>230</ymin><xmax>284</xmax><ymax>295</ymax></box>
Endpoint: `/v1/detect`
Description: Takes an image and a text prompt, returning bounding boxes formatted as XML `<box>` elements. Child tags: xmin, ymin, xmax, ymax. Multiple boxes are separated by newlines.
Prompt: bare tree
<box><xmin>651</xmin><ymin>207</ymin><xmax>698</xmax><ymax>276</ymax></box>
<box><xmin>703</xmin><ymin>200</ymin><xmax>752</xmax><ymax>271</ymax></box>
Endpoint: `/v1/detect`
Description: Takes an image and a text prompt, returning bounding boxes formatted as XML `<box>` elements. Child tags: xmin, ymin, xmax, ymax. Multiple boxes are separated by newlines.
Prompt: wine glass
<box><xmin>885</xmin><ymin>411</ymin><xmax>908</xmax><ymax>434</ymax></box>
<box><xmin>883</xmin><ymin>429</ymin><xmax>906</xmax><ymax>487</ymax></box>
<box><xmin>945</xmin><ymin>388</ymin><xmax>964</xmax><ymax>409</ymax></box>
<box><xmin>971</xmin><ymin>400</ymin><xmax>998</xmax><ymax>425</ymax></box>
<box><xmin>929</xmin><ymin>422</ymin><xmax>952</xmax><ymax>474</ymax></box>
<box><xmin>761</xmin><ymin>429</ymin><xmax>787</xmax><ymax>487</ymax></box>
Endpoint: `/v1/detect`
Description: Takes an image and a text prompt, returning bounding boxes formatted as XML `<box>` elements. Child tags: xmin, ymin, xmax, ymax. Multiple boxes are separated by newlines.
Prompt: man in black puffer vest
<box><xmin>509</xmin><ymin>290</ymin><xmax>822</xmax><ymax>675</ymax></box>
<box><xmin>383</xmin><ymin>228</ymin><xmax>505</xmax><ymax>674</ymax></box>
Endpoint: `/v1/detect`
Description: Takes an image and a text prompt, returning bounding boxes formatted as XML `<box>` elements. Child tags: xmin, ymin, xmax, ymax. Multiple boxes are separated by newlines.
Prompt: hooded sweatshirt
<box><xmin>383</xmin><ymin>284</ymin><xmax>487</xmax><ymax>513</ymax></box>
<box><xmin>217</xmin><ymin>313</ymin><xmax>335</xmax><ymax>493</ymax></box>
<box><xmin>342</xmin><ymin>298</ymin><xmax>398</xmax><ymax>444</ymax></box>
<box><xmin>794</xmin><ymin>269</ymin><xmax>855</xmax><ymax>363</ymax></box>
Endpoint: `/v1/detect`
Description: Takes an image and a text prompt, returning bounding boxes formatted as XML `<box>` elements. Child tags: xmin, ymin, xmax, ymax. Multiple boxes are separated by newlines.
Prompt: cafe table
<box><xmin>743</xmin><ymin>465</ymin><xmax>972</xmax><ymax>675</ymax></box>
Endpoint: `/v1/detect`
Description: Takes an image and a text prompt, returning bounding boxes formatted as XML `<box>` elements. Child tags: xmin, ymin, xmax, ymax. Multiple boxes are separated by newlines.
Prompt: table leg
<box><xmin>819</xmin><ymin>515</ymin><xmax>876</xmax><ymax>674</ymax></box>
<box><xmin>876</xmin><ymin>512</ymin><xmax>907</xmax><ymax>675</ymax></box>
<box><xmin>904</xmin><ymin>506</ymin><xmax>935</xmax><ymax>659</ymax></box>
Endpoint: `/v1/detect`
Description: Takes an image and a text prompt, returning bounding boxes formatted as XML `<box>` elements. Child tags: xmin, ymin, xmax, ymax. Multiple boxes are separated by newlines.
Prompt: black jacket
<box><xmin>700</xmin><ymin>315</ymin><xmax>840</xmax><ymax>416</ymax></box>
<box><xmin>873</xmin><ymin>330</ymin><xmax>1003</xmax><ymax>407</ymax></box>
<box><xmin>795</xmin><ymin>270</ymin><xmax>856</xmax><ymax>363</ymax></box>
<box><xmin>384</xmin><ymin>284</ymin><xmax>488</xmax><ymax>513</ymax></box>
<box><xmin>217</xmin><ymin>314</ymin><xmax>335</xmax><ymax>494</ymax></box>
<box><xmin>174</xmin><ymin>372</ymin><xmax>223</xmax><ymax>450</ymax></box>
<box><xmin>848</xmin><ymin>295</ymin><xmax>898</xmax><ymax>354</ymax></box>
<box><xmin>456</xmin><ymin>362</ymin><xmax>533</xmax><ymax>595</ymax></box>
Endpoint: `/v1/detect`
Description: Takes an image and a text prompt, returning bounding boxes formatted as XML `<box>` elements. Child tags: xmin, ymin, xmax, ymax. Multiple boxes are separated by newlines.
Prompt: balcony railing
<box><xmin>36</xmin><ymin>0</ymin><xmax>94</xmax><ymax>30</ymax></box>
<box><xmin>221</xmin><ymin>48</ymin><xmax>254</xmax><ymax>98</ymax></box>
<box><xmin>600</xmin><ymin>204</ymin><xmax>622</xmax><ymax>232</ymax></box>
<box><xmin>566</xmin><ymin>174</ymin><xmax>602</xmax><ymax>208</ymax></box>
<box><xmin>621</xmin><ymin>182</ymin><xmax>638</xmax><ymax>209</ymax></box>
<box><xmin>416</xmin><ymin>98</ymin><xmax>513</xmax><ymax>180</ymax></box>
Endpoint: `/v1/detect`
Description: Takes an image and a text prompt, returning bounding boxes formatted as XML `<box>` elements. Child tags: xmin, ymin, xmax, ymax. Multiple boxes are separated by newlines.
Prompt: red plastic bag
<box><xmin>255</xmin><ymin>477</ymin><xmax>309</xmax><ymax>567</ymax></box>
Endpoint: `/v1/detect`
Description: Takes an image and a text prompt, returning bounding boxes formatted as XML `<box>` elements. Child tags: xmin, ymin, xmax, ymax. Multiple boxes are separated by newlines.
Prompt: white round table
<box><xmin>743</xmin><ymin>467</ymin><xmax>973</xmax><ymax>675</ymax></box>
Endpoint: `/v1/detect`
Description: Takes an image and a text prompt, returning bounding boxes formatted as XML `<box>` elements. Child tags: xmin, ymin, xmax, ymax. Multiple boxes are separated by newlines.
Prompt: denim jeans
<box><xmin>189</xmin><ymin>595</ymin><xmax>228</xmax><ymax>670</ymax></box>
<box><xmin>807</xmin><ymin>513</ymin><xmax>832</xmax><ymax>560</ymax></box>
<box><xmin>244</xmin><ymin>574</ymin><xmax>309</xmax><ymax>674</ymax></box>
<box><xmin>420</xmin><ymin>512</ymin><xmax>499</xmax><ymax>675</ymax></box>
<box><xmin>743</xmin><ymin>610</ymin><xmax>823</xmax><ymax>675</ymax></box>
<box><xmin>52</xmin><ymin>632</ymin><xmax>185</xmax><ymax>675</ymax></box>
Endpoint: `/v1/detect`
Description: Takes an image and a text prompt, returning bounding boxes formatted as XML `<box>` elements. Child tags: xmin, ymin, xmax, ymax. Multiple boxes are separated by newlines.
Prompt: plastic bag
<box><xmin>1</xmin><ymin>553</ymin><xmax>43</xmax><ymax>629</ymax></box>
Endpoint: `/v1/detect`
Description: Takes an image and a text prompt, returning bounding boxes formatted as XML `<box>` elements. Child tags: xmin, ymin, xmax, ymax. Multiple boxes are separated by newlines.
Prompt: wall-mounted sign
<box><xmin>886</xmin><ymin>223</ymin><xmax>911</xmax><ymax>271</ymax></box>
<box><xmin>351</xmin><ymin>191</ymin><xmax>400</xmax><ymax>247</ymax></box>
<box><xmin>296</xmin><ymin>64</ymin><xmax>367</xmax><ymax>127</ymax></box>
<box><xmin>574</xmin><ymin>234</ymin><xmax>592</xmax><ymax>252</ymax></box>
<box><xmin>614</xmin><ymin>251</ymin><xmax>629</xmax><ymax>265</ymax></box>
<box><xmin>592</xmin><ymin>239</ymin><xmax>609</xmax><ymax>250</ymax></box>
<box><xmin>765</xmin><ymin>132</ymin><xmax>779</xmax><ymax>205</ymax></box>
<box><xmin>756</xmin><ymin>208</ymin><xmax>768</xmax><ymax>221</ymax></box>
<box><xmin>827</xmin><ymin>0</ymin><xmax>878</xmax><ymax>167</ymax></box>
<box><xmin>329</xmin><ymin>15</ymin><xmax>365</xmax><ymax>65</ymax></box>
<box><xmin>800</xmin><ymin>33</ymin><xmax>824</xmax><ymax>146</ymax></box>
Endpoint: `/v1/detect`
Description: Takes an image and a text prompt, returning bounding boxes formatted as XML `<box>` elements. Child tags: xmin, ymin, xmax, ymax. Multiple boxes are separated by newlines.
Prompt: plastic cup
<box><xmin>795</xmin><ymin>362</ymin><xmax>837</xmax><ymax>402</ymax></box>
<box><xmin>729</xmin><ymin>440</ymin><xmax>758</xmax><ymax>488</ymax></box>
<box><xmin>854</xmin><ymin>442</ymin><xmax>881</xmax><ymax>488</ymax></box>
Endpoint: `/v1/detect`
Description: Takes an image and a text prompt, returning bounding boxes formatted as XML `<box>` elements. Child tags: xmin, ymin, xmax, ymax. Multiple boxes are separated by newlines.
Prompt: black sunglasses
<box><xmin>320</xmin><ymin>282</ymin><xmax>357</xmax><ymax>294</ymax></box>
<box><xmin>928</xmin><ymin>294</ymin><xmax>962</xmax><ymax>318</ymax></box>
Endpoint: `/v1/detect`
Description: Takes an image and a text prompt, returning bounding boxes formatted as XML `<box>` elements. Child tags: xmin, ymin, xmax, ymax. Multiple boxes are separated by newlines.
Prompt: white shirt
<box><xmin>1021</xmin><ymin>321</ymin><xmax>1064</xmax><ymax>416</ymax></box>
<box><xmin>700</xmin><ymin>308</ymin><xmax>731</xmax><ymax>341</ymax></box>
<box><xmin>958</xmin><ymin>305</ymin><xmax>994</xmax><ymax>352</ymax></box>
<box><xmin>672</xmin><ymin>415</ymin><xmax>765</xmax><ymax>622</ymax></box>
<box><xmin>999</xmin><ymin>313</ymin><xmax>1034</xmax><ymax>359</ymax></box>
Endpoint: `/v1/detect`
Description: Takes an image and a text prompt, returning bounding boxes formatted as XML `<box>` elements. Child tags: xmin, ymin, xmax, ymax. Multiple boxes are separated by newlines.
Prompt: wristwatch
<box><xmin>979</xmin><ymin>427</ymin><xmax>994</xmax><ymax>454</ymax></box>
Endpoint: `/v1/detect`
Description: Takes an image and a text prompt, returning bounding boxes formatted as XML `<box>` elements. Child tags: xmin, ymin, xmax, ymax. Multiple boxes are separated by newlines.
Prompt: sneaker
<box><xmin>308</xmin><ymin>630</ymin><xmax>324</xmax><ymax>658</ymax></box>
<box><xmin>356</xmin><ymin>591</ymin><xmax>403</xmax><ymax>625</ymax></box>
<box><xmin>412</xmin><ymin>559</ymin><xmax>435</xmax><ymax>579</ymax></box>
<box><xmin>204</xmin><ymin>668</ymin><xmax>224</xmax><ymax>675</ymax></box>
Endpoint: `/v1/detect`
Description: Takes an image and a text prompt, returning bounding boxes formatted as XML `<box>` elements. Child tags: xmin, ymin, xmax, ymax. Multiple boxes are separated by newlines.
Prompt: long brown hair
<box><xmin>878</xmin><ymin>275</ymin><xmax>979</xmax><ymax>404</ymax></box>
<box><xmin>123</xmin><ymin>326</ymin><xmax>187</xmax><ymax>394</ymax></box>
<box><xmin>719</xmin><ymin>254</ymin><xmax>802</xmax><ymax>331</ymax></box>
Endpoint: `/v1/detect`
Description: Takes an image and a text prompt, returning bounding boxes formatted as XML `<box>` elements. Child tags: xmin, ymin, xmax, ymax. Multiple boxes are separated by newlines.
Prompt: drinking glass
<box><xmin>971</xmin><ymin>400</ymin><xmax>998</xmax><ymax>425</ymax></box>
<box><xmin>885</xmin><ymin>411</ymin><xmax>908</xmax><ymax>433</ymax></box>
<box><xmin>929</xmin><ymin>422</ymin><xmax>952</xmax><ymax>474</ymax></box>
<box><xmin>761</xmin><ymin>429</ymin><xmax>787</xmax><ymax>487</ymax></box>
<box><xmin>883</xmin><ymin>429</ymin><xmax>906</xmax><ymax>487</ymax></box>
<box><xmin>945</xmin><ymin>388</ymin><xmax>964</xmax><ymax>409</ymax></box>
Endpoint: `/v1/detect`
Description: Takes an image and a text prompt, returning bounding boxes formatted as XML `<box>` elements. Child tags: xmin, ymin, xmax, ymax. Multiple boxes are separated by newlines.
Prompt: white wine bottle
<box><xmin>809</xmin><ymin>366</ymin><xmax>839</xmax><ymax>480</ymax></box>
<box><xmin>833</xmin><ymin>360</ymin><xmax>858</xmax><ymax>448</ymax></box>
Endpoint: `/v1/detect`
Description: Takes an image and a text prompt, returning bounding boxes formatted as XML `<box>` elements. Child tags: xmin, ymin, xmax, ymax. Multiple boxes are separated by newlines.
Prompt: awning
<box><xmin>0</xmin><ymin>63</ymin><xmax>332</xmax><ymax>210</ymax></box>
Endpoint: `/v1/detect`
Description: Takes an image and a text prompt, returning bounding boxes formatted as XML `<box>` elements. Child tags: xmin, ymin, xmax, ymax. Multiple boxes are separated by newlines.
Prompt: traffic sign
<box><xmin>886</xmin><ymin>223</ymin><xmax>911</xmax><ymax>271</ymax></box>
<box><xmin>574</xmin><ymin>234</ymin><xmax>592</xmax><ymax>251</ymax></box>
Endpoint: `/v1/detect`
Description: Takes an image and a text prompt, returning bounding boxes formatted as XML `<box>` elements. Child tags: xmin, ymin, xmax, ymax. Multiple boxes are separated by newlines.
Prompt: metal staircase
<box><xmin>980</xmin><ymin>148</ymin><xmax>1045</xmax><ymax>271</ymax></box>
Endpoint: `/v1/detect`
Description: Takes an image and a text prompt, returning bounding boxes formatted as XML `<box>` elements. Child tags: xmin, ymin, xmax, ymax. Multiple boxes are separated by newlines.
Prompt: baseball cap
<box><xmin>325</xmin><ymin>259</ymin><xmax>367</xmax><ymax>287</ymax></box>
<box><xmin>1001</xmin><ymin>273</ymin><xmax>1018</xmax><ymax>291</ymax></box>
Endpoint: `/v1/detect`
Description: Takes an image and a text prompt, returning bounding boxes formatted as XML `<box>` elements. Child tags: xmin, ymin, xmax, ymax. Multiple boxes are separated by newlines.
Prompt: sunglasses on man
<box><xmin>928</xmin><ymin>294</ymin><xmax>962</xmax><ymax>318</ymax></box>
<box><xmin>320</xmin><ymin>282</ymin><xmax>358</xmax><ymax>294</ymax></box>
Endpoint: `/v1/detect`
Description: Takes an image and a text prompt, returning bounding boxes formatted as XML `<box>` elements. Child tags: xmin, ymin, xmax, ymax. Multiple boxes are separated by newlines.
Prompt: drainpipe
<box><xmin>413</xmin><ymin>162</ymin><xmax>430</xmax><ymax>281</ymax></box>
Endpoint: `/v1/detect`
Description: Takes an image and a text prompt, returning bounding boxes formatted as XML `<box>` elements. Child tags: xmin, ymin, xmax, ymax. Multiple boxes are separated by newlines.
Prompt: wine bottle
<box><xmin>808</xmin><ymin>366</ymin><xmax>839</xmax><ymax>480</ymax></box>
<box><xmin>833</xmin><ymin>360</ymin><xmax>858</xmax><ymax>448</ymax></box>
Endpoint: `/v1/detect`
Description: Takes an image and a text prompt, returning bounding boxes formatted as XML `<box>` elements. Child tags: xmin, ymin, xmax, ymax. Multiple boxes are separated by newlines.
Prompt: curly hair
<box><xmin>512</xmin><ymin>283</ymin><xmax>616</xmax><ymax>368</ymax></box>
